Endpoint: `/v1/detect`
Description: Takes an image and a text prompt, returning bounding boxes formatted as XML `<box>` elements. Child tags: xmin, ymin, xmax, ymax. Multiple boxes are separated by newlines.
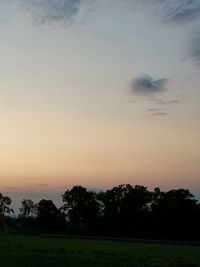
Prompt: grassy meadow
<box><xmin>0</xmin><ymin>235</ymin><xmax>200</xmax><ymax>267</ymax></box>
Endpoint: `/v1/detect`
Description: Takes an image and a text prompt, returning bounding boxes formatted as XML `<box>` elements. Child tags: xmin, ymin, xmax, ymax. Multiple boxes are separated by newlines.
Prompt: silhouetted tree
<box><xmin>97</xmin><ymin>184</ymin><xmax>152</xmax><ymax>236</ymax></box>
<box><xmin>151</xmin><ymin>188</ymin><xmax>200</xmax><ymax>239</ymax></box>
<box><xmin>0</xmin><ymin>192</ymin><xmax>14</xmax><ymax>215</ymax></box>
<box><xmin>36</xmin><ymin>199</ymin><xmax>65</xmax><ymax>232</ymax></box>
<box><xmin>62</xmin><ymin>186</ymin><xmax>100</xmax><ymax>227</ymax></box>
<box><xmin>19</xmin><ymin>199</ymin><xmax>36</xmax><ymax>218</ymax></box>
<box><xmin>97</xmin><ymin>184</ymin><xmax>128</xmax><ymax>234</ymax></box>
<box><xmin>1</xmin><ymin>185</ymin><xmax>199</xmax><ymax>240</ymax></box>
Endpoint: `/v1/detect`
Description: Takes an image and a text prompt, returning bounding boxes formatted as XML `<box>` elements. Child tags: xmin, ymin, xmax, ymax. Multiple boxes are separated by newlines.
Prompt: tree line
<box><xmin>0</xmin><ymin>185</ymin><xmax>200</xmax><ymax>241</ymax></box>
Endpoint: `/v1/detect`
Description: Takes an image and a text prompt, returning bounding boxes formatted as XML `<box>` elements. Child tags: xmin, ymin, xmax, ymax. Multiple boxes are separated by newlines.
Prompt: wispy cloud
<box><xmin>151</xmin><ymin>111</ymin><xmax>168</xmax><ymax>116</ymax></box>
<box><xmin>130</xmin><ymin>74</ymin><xmax>167</xmax><ymax>96</ymax></box>
<box><xmin>149</xmin><ymin>1</ymin><xmax>200</xmax><ymax>64</ymax></box>
<box><xmin>135</xmin><ymin>0</ymin><xmax>200</xmax><ymax>65</ymax></box>
<box><xmin>21</xmin><ymin>0</ymin><xmax>81</xmax><ymax>28</ymax></box>
<box><xmin>153</xmin><ymin>98</ymin><xmax>181</xmax><ymax>105</ymax></box>
<box><xmin>146</xmin><ymin>108</ymin><xmax>169</xmax><ymax>116</ymax></box>
<box><xmin>168</xmin><ymin>99</ymin><xmax>180</xmax><ymax>104</ymax></box>
<box><xmin>146</xmin><ymin>108</ymin><xmax>160</xmax><ymax>112</ymax></box>
<box><xmin>189</xmin><ymin>32</ymin><xmax>200</xmax><ymax>64</ymax></box>
<box><xmin>160</xmin><ymin>0</ymin><xmax>200</xmax><ymax>24</ymax></box>
<box><xmin>2</xmin><ymin>186</ymin><xmax>19</xmax><ymax>191</ymax></box>
<box><xmin>136</xmin><ymin>0</ymin><xmax>200</xmax><ymax>24</ymax></box>
<box><xmin>37</xmin><ymin>184</ymin><xmax>49</xmax><ymax>187</ymax></box>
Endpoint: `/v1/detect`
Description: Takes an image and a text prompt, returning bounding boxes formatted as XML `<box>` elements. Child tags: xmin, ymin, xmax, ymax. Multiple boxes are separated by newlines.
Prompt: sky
<box><xmin>0</xmin><ymin>0</ymin><xmax>200</xmax><ymax>208</ymax></box>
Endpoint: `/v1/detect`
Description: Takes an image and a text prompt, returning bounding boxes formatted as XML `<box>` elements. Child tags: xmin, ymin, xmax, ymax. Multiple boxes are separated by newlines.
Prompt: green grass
<box><xmin>0</xmin><ymin>235</ymin><xmax>200</xmax><ymax>267</ymax></box>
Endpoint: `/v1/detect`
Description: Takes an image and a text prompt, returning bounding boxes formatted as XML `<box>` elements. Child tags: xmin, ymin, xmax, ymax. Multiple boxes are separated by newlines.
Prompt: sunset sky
<box><xmin>0</xmin><ymin>0</ymin><xmax>200</xmax><ymax>204</ymax></box>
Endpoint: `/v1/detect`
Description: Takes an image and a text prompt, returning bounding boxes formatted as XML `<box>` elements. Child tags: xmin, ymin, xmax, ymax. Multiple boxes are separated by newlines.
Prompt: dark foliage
<box><xmin>61</xmin><ymin>186</ymin><xmax>100</xmax><ymax>234</ymax></box>
<box><xmin>36</xmin><ymin>199</ymin><xmax>66</xmax><ymax>232</ymax></box>
<box><xmin>1</xmin><ymin>185</ymin><xmax>200</xmax><ymax>240</ymax></box>
<box><xmin>19</xmin><ymin>199</ymin><xmax>37</xmax><ymax>218</ymax></box>
<box><xmin>0</xmin><ymin>192</ymin><xmax>14</xmax><ymax>215</ymax></box>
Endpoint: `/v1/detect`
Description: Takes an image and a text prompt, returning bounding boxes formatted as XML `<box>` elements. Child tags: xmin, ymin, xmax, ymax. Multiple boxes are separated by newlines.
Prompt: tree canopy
<box><xmin>0</xmin><ymin>193</ymin><xmax>13</xmax><ymax>215</ymax></box>
<box><xmin>1</xmin><ymin>185</ymin><xmax>200</xmax><ymax>241</ymax></box>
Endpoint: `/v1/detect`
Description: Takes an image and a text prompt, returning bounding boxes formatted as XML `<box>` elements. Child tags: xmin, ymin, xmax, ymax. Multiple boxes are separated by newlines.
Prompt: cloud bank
<box><xmin>130</xmin><ymin>74</ymin><xmax>167</xmax><ymax>96</ymax></box>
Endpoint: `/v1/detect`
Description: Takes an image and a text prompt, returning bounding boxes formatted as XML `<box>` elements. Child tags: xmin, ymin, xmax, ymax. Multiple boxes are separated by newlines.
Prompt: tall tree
<box><xmin>0</xmin><ymin>192</ymin><xmax>14</xmax><ymax>215</ymax></box>
<box><xmin>98</xmin><ymin>184</ymin><xmax>152</xmax><ymax>236</ymax></box>
<box><xmin>36</xmin><ymin>199</ymin><xmax>65</xmax><ymax>232</ymax></box>
<box><xmin>62</xmin><ymin>186</ymin><xmax>100</xmax><ymax>225</ymax></box>
<box><xmin>151</xmin><ymin>188</ymin><xmax>199</xmax><ymax>239</ymax></box>
<box><xmin>19</xmin><ymin>199</ymin><xmax>36</xmax><ymax>218</ymax></box>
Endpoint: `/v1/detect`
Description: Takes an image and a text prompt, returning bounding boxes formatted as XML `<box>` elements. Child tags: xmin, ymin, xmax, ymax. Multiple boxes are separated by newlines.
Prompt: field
<box><xmin>0</xmin><ymin>235</ymin><xmax>200</xmax><ymax>267</ymax></box>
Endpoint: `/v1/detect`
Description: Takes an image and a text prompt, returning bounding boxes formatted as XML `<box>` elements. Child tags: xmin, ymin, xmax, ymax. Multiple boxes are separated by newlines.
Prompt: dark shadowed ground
<box><xmin>0</xmin><ymin>235</ymin><xmax>200</xmax><ymax>267</ymax></box>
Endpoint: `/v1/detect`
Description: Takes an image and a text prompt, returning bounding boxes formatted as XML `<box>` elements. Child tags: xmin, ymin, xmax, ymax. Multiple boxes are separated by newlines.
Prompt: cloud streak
<box><xmin>151</xmin><ymin>111</ymin><xmax>168</xmax><ymax>116</ymax></box>
<box><xmin>130</xmin><ymin>74</ymin><xmax>167</xmax><ymax>96</ymax></box>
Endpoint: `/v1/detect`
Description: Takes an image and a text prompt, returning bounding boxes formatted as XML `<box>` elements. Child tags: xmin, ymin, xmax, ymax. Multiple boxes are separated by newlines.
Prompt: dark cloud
<box><xmin>130</xmin><ymin>74</ymin><xmax>167</xmax><ymax>96</ymax></box>
<box><xmin>22</xmin><ymin>0</ymin><xmax>81</xmax><ymax>27</ymax></box>
<box><xmin>161</xmin><ymin>0</ymin><xmax>200</xmax><ymax>23</ymax></box>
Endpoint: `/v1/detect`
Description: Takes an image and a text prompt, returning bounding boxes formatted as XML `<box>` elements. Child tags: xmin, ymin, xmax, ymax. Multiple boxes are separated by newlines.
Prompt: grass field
<box><xmin>0</xmin><ymin>235</ymin><xmax>200</xmax><ymax>267</ymax></box>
